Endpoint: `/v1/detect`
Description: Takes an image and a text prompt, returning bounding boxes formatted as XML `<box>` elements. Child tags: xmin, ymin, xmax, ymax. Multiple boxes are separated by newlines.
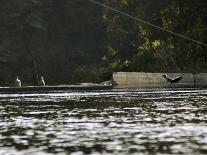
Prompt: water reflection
<box><xmin>0</xmin><ymin>88</ymin><xmax>207</xmax><ymax>155</ymax></box>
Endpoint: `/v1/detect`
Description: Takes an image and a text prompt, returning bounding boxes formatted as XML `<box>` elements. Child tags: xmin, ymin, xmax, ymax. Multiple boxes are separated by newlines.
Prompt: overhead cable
<box><xmin>89</xmin><ymin>0</ymin><xmax>207</xmax><ymax>47</ymax></box>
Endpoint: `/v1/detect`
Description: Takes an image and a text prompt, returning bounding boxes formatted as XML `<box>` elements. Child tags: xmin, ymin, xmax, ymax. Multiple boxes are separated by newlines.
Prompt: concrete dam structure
<box><xmin>113</xmin><ymin>72</ymin><xmax>207</xmax><ymax>88</ymax></box>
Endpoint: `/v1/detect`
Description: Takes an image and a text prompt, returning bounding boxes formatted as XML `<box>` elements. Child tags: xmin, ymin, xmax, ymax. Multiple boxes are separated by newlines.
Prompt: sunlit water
<box><xmin>0</xmin><ymin>88</ymin><xmax>207</xmax><ymax>155</ymax></box>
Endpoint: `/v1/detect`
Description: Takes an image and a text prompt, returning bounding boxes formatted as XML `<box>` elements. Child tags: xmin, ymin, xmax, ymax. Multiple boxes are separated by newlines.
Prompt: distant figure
<box><xmin>162</xmin><ymin>74</ymin><xmax>182</xmax><ymax>84</ymax></box>
<box><xmin>15</xmin><ymin>76</ymin><xmax>21</xmax><ymax>87</ymax></box>
<box><xmin>39</xmin><ymin>76</ymin><xmax>46</xmax><ymax>86</ymax></box>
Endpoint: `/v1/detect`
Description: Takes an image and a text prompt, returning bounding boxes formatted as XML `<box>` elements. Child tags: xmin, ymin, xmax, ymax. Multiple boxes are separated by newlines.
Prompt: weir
<box><xmin>113</xmin><ymin>72</ymin><xmax>207</xmax><ymax>88</ymax></box>
<box><xmin>1</xmin><ymin>73</ymin><xmax>207</xmax><ymax>92</ymax></box>
<box><xmin>0</xmin><ymin>84</ymin><xmax>112</xmax><ymax>93</ymax></box>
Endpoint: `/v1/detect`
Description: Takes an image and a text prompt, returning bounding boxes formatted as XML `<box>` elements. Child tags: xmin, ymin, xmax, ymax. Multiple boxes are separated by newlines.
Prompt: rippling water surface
<box><xmin>0</xmin><ymin>88</ymin><xmax>207</xmax><ymax>155</ymax></box>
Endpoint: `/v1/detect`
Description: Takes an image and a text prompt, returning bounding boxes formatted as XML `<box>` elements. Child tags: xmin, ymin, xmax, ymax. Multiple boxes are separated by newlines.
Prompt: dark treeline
<box><xmin>0</xmin><ymin>0</ymin><xmax>206</xmax><ymax>85</ymax></box>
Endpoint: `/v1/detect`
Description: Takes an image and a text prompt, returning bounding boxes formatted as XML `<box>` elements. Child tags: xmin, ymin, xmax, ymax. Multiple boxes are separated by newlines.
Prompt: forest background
<box><xmin>0</xmin><ymin>0</ymin><xmax>206</xmax><ymax>85</ymax></box>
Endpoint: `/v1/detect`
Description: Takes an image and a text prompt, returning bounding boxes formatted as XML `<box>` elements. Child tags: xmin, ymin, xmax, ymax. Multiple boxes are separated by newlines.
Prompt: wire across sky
<box><xmin>89</xmin><ymin>0</ymin><xmax>207</xmax><ymax>47</ymax></box>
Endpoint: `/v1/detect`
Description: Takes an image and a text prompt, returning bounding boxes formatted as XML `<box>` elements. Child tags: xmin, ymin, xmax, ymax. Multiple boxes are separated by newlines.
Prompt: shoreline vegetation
<box><xmin>0</xmin><ymin>0</ymin><xmax>206</xmax><ymax>86</ymax></box>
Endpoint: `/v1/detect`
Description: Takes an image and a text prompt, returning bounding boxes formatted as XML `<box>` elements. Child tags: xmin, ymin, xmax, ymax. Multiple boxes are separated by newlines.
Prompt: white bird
<box><xmin>15</xmin><ymin>76</ymin><xmax>21</xmax><ymax>87</ymax></box>
<box><xmin>40</xmin><ymin>76</ymin><xmax>45</xmax><ymax>86</ymax></box>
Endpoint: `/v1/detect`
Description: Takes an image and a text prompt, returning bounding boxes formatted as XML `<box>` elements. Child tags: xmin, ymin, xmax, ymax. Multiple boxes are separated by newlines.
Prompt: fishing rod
<box><xmin>88</xmin><ymin>0</ymin><xmax>207</xmax><ymax>47</ymax></box>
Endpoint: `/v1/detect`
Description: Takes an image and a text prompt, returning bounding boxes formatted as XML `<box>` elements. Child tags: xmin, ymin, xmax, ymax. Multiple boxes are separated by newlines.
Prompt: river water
<box><xmin>0</xmin><ymin>88</ymin><xmax>207</xmax><ymax>155</ymax></box>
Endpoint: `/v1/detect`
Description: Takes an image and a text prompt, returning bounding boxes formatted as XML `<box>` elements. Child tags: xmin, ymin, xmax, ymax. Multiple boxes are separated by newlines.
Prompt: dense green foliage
<box><xmin>102</xmin><ymin>0</ymin><xmax>207</xmax><ymax>73</ymax></box>
<box><xmin>0</xmin><ymin>0</ymin><xmax>206</xmax><ymax>85</ymax></box>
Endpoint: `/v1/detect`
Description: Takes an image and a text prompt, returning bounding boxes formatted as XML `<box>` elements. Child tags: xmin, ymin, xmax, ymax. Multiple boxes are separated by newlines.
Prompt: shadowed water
<box><xmin>0</xmin><ymin>88</ymin><xmax>207</xmax><ymax>155</ymax></box>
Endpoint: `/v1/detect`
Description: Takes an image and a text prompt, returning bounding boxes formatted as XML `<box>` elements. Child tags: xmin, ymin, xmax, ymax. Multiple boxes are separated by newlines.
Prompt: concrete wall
<box><xmin>113</xmin><ymin>72</ymin><xmax>195</xmax><ymax>88</ymax></box>
<box><xmin>194</xmin><ymin>73</ymin><xmax>207</xmax><ymax>87</ymax></box>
